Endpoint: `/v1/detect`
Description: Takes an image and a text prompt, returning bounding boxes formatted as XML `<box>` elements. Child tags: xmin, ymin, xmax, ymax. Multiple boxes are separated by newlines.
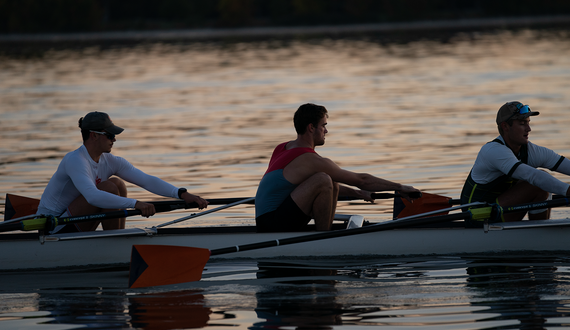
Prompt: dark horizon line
<box><xmin>1</xmin><ymin>15</ymin><xmax>569</xmax><ymax>43</ymax></box>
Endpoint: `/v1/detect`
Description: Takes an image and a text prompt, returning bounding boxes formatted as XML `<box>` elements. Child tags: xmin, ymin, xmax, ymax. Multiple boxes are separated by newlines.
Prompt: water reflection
<box><xmin>129</xmin><ymin>290</ymin><xmax>211</xmax><ymax>329</ymax></box>
<box><xmin>33</xmin><ymin>290</ymin><xmax>130</xmax><ymax>328</ymax></box>
<box><xmin>466</xmin><ymin>257</ymin><xmax>570</xmax><ymax>329</ymax></box>
<box><xmin>3</xmin><ymin>256</ymin><xmax>570</xmax><ymax>328</ymax></box>
<box><xmin>253</xmin><ymin>262</ymin><xmax>342</xmax><ymax>329</ymax></box>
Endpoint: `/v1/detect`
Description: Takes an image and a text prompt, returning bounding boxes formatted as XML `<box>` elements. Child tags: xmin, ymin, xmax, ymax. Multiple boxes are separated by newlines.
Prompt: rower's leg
<box><xmin>67</xmin><ymin>177</ymin><xmax>127</xmax><ymax>231</ymax></box>
<box><xmin>291</xmin><ymin>172</ymin><xmax>335</xmax><ymax>231</ymax></box>
<box><xmin>66</xmin><ymin>194</ymin><xmax>101</xmax><ymax>232</ymax></box>
<box><xmin>498</xmin><ymin>180</ymin><xmax>550</xmax><ymax>222</ymax></box>
<box><xmin>100</xmin><ymin>177</ymin><xmax>127</xmax><ymax>230</ymax></box>
<box><xmin>330</xmin><ymin>181</ymin><xmax>339</xmax><ymax>224</ymax></box>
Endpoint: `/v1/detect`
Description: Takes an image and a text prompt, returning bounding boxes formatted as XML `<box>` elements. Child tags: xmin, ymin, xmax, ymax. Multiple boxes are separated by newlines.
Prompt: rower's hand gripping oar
<box><xmin>128</xmin><ymin>196</ymin><xmax>570</xmax><ymax>288</ymax></box>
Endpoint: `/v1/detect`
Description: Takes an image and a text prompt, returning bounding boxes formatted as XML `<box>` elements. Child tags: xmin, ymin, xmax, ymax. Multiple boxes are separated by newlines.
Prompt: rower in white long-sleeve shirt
<box><xmin>37</xmin><ymin>111</ymin><xmax>208</xmax><ymax>233</ymax></box>
<box><xmin>460</xmin><ymin>101</ymin><xmax>570</xmax><ymax>226</ymax></box>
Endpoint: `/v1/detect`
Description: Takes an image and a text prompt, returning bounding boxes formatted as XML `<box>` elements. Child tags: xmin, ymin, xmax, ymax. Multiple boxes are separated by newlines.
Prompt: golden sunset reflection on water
<box><xmin>1</xmin><ymin>29</ymin><xmax>570</xmax><ymax>227</ymax></box>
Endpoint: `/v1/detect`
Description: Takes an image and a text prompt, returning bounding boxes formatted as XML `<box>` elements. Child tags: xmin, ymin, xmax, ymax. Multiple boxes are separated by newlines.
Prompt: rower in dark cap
<box><xmin>460</xmin><ymin>101</ymin><xmax>570</xmax><ymax>226</ymax></box>
<box><xmin>36</xmin><ymin>111</ymin><xmax>208</xmax><ymax>233</ymax></box>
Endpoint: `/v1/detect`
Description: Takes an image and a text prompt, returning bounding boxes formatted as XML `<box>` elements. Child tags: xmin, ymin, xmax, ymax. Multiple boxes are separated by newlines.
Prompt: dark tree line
<box><xmin>1</xmin><ymin>0</ymin><xmax>570</xmax><ymax>33</ymax></box>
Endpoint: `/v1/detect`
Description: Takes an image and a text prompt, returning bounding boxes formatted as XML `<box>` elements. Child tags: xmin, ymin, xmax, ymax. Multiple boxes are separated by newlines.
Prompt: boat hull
<box><xmin>1</xmin><ymin>223</ymin><xmax>570</xmax><ymax>271</ymax></box>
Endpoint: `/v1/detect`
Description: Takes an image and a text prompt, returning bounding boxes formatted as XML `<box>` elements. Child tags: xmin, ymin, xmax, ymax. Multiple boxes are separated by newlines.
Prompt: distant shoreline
<box><xmin>1</xmin><ymin>15</ymin><xmax>569</xmax><ymax>43</ymax></box>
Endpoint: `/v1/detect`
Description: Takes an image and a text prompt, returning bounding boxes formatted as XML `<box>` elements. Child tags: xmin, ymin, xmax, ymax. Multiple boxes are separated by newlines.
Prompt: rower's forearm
<box><xmin>339</xmin><ymin>185</ymin><xmax>364</xmax><ymax>198</ymax></box>
<box><xmin>357</xmin><ymin>173</ymin><xmax>402</xmax><ymax>192</ymax></box>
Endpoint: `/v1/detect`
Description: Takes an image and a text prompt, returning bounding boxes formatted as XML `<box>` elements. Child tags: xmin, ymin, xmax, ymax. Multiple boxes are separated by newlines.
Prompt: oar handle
<box><xmin>150</xmin><ymin>197</ymin><xmax>256</xmax><ymax>212</ymax></box>
<box><xmin>339</xmin><ymin>191</ymin><xmax>422</xmax><ymax>201</ymax></box>
<box><xmin>1</xmin><ymin>209</ymin><xmax>142</xmax><ymax>233</ymax></box>
<box><xmin>372</xmin><ymin>191</ymin><xmax>422</xmax><ymax>199</ymax></box>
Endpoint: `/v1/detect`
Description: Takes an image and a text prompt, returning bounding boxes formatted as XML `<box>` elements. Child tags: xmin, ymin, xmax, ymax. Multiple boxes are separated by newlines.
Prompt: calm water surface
<box><xmin>2</xmin><ymin>28</ymin><xmax>570</xmax><ymax>329</ymax></box>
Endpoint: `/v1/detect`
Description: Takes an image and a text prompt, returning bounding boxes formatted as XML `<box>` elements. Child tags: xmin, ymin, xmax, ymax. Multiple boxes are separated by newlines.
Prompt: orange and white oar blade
<box><xmin>5</xmin><ymin>194</ymin><xmax>40</xmax><ymax>221</ymax></box>
<box><xmin>393</xmin><ymin>192</ymin><xmax>452</xmax><ymax>218</ymax></box>
<box><xmin>129</xmin><ymin>245</ymin><xmax>211</xmax><ymax>288</ymax></box>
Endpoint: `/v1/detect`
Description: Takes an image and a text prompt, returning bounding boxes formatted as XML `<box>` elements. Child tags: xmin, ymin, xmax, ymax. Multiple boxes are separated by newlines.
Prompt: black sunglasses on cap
<box><xmin>90</xmin><ymin>130</ymin><xmax>116</xmax><ymax>140</ymax></box>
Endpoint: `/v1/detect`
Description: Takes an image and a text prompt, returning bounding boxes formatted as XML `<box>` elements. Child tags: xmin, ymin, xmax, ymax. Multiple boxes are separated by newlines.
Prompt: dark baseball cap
<box><xmin>79</xmin><ymin>112</ymin><xmax>124</xmax><ymax>135</ymax></box>
<box><xmin>496</xmin><ymin>101</ymin><xmax>540</xmax><ymax>125</ymax></box>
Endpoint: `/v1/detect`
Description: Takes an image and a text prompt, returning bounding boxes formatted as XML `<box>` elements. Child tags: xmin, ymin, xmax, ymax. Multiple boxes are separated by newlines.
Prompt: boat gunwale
<box><xmin>0</xmin><ymin>220</ymin><xmax>471</xmax><ymax>241</ymax></box>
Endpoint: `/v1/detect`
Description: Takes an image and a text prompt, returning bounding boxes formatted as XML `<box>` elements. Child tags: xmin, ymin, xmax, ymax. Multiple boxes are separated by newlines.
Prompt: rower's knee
<box><xmin>526</xmin><ymin>182</ymin><xmax>549</xmax><ymax>202</ymax></box>
<box><xmin>535</xmin><ymin>188</ymin><xmax>549</xmax><ymax>202</ymax></box>
<box><xmin>312</xmin><ymin>172</ymin><xmax>334</xmax><ymax>193</ymax></box>
<box><xmin>110</xmin><ymin>177</ymin><xmax>127</xmax><ymax>197</ymax></box>
<box><xmin>97</xmin><ymin>177</ymin><xmax>127</xmax><ymax>196</ymax></box>
<box><xmin>332</xmin><ymin>181</ymin><xmax>339</xmax><ymax>191</ymax></box>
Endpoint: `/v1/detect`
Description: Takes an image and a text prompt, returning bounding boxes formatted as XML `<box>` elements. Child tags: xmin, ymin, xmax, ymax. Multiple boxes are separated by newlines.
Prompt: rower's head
<box><xmin>78</xmin><ymin>112</ymin><xmax>124</xmax><ymax>142</ymax></box>
<box><xmin>294</xmin><ymin>103</ymin><xmax>328</xmax><ymax>135</ymax></box>
<box><xmin>496</xmin><ymin>101</ymin><xmax>539</xmax><ymax>134</ymax></box>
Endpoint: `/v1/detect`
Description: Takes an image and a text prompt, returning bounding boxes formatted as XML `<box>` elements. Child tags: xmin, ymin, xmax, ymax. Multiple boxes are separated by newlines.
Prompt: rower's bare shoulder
<box><xmin>302</xmin><ymin>153</ymin><xmax>340</xmax><ymax>171</ymax></box>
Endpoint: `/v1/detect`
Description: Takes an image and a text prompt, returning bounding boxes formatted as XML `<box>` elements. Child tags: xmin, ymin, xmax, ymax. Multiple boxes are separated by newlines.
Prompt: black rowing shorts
<box><xmin>255</xmin><ymin>195</ymin><xmax>312</xmax><ymax>233</ymax></box>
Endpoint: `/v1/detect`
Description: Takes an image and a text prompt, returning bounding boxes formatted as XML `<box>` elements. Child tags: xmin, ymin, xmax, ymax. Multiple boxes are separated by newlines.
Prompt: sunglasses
<box><xmin>90</xmin><ymin>130</ymin><xmax>116</xmax><ymax>140</ymax></box>
<box><xmin>505</xmin><ymin>103</ymin><xmax>532</xmax><ymax>123</ymax></box>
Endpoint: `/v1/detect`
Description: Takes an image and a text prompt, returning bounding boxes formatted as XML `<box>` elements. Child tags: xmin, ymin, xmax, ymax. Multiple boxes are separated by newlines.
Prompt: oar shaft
<box><xmin>150</xmin><ymin>197</ymin><xmax>256</xmax><ymax>211</ymax></box>
<box><xmin>338</xmin><ymin>191</ymin><xmax>422</xmax><ymax>202</ymax></box>
<box><xmin>155</xmin><ymin>197</ymin><xmax>255</xmax><ymax>228</ymax></box>
<box><xmin>211</xmin><ymin>202</ymin><xmax>484</xmax><ymax>256</ymax></box>
<box><xmin>504</xmin><ymin>196</ymin><xmax>570</xmax><ymax>213</ymax></box>
<box><xmin>129</xmin><ymin>194</ymin><xmax>570</xmax><ymax>288</ymax></box>
<box><xmin>3</xmin><ymin>209</ymin><xmax>141</xmax><ymax>233</ymax></box>
<box><xmin>0</xmin><ymin>197</ymin><xmax>257</xmax><ymax>233</ymax></box>
<box><xmin>211</xmin><ymin>210</ymin><xmax>471</xmax><ymax>256</ymax></box>
<box><xmin>0</xmin><ymin>200</ymin><xmax>198</xmax><ymax>233</ymax></box>
<box><xmin>445</xmin><ymin>194</ymin><xmax>565</xmax><ymax>207</ymax></box>
<box><xmin>153</xmin><ymin>192</ymin><xmax>419</xmax><ymax>208</ymax></box>
<box><xmin>211</xmin><ymin>198</ymin><xmax>570</xmax><ymax>256</ymax></box>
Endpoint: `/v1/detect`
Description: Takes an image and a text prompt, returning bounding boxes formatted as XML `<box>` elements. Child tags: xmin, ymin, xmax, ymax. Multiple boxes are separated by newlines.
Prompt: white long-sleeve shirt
<box><xmin>37</xmin><ymin>145</ymin><xmax>180</xmax><ymax>216</ymax></box>
<box><xmin>470</xmin><ymin>135</ymin><xmax>570</xmax><ymax>196</ymax></box>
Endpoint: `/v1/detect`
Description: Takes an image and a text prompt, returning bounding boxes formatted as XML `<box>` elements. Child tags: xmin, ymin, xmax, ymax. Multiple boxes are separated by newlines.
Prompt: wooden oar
<box><xmin>393</xmin><ymin>192</ymin><xmax>567</xmax><ymax>218</ymax></box>
<box><xmin>3</xmin><ymin>193</ymin><xmax>256</xmax><ymax>222</ymax></box>
<box><xmin>154</xmin><ymin>193</ymin><xmax>420</xmax><ymax>229</ymax></box>
<box><xmin>393</xmin><ymin>192</ymin><xmax>457</xmax><ymax>218</ymax></box>
<box><xmin>4</xmin><ymin>192</ymin><xmax>416</xmax><ymax>222</ymax></box>
<box><xmin>0</xmin><ymin>209</ymin><xmax>139</xmax><ymax>233</ymax></box>
<box><xmin>1</xmin><ymin>191</ymin><xmax>420</xmax><ymax>233</ymax></box>
<box><xmin>4</xmin><ymin>194</ymin><xmax>41</xmax><ymax>221</ymax></box>
<box><xmin>0</xmin><ymin>196</ymin><xmax>261</xmax><ymax>233</ymax></box>
<box><xmin>0</xmin><ymin>197</ymin><xmax>210</xmax><ymax>228</ymax></box>
<box><xmin>343</xmin><ymin>191</ymin><xmax>422</xmax><ymax>201</ymax></box>
<box><xmin>155</xmin><ymin>197</ymin><xmax>256</xmax><ymax>228</ymax></box>
<box><xmin>127</xmin><ymin>201</ymin><xmax>485</xmax><ymax>288</ymax></box>
<box><xmin>128</xmin><ymin>196</ymin><xmax>570</xmax><ymax>288</ymax></box>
